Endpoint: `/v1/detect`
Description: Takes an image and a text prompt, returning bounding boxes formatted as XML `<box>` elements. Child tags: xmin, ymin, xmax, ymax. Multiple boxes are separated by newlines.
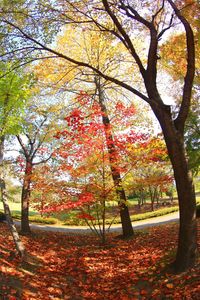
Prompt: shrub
<box><xmin>11</xmin><ymin>212</ymin><xmax>21</xmax><ymax>220</ymax></box>
<box><xmin>130</xmin><ymin>206</ymin><xmax>179</xmax><ymax>222</ymax></box>
<box><xmin>29</xmin><ymin>216</ymin><xmax>57</xmax><ymax>224</ymax></box>
<box><xmin>63</xmin><ymin>216</ymin><xmax>87</xmax><ymax>226</ymax></box>
<box><xmin>105</xmin><ymin>206</ymin><xmax>179</xmax><ymax>225</ymax></box>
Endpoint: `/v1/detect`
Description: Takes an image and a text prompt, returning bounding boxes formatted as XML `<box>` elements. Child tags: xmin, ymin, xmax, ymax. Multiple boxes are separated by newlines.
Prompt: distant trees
<box><xmin>16</xmin><ymin>103</ymin><xmax>63</xmax><ymax>234</ymax></box>
<box><xmin>124</xmin><ymin>136</ymin><xmax>173</xmax><ymax>211</ymax></box>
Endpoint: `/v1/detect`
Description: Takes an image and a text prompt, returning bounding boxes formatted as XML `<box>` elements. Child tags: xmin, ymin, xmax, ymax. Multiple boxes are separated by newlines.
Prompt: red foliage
<box><xmin>77</xmin><ymin>212</ymin><xmax>96</xmax><ymax>221</ymax></box>
<box><xmin>0</xmin><ymin>221</ymin><xmax>199</xmax><ymax>299</ymax></box>
<box><xmin>42</xmin><ymin>191</ymin><xmax>96</xmax><ymax>213</ymax></box>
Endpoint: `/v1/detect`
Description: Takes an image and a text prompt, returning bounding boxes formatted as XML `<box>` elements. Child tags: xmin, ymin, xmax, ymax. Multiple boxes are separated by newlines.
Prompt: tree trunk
<box><xmin>1</xmin><ymin>184</ymin><xmax>25</xmax><ymax>258</ymax></box>
<box><xmin>96</xmin><ymin>78</ymin><xmax>134</xmax><ymax>237</ymax></box>
<box><xmin>155</xmin><ymin>106</ymin><xmax>197</xmax><ymax>272</ymax></box>
<box><xmin>110</xmin><ymin>169</ymin><xmax>133</xmax><ymax>237</ymax></box>
<box><xmin>117</xmin><ymin>184</ymin><xmax>134</xmax><ymax>237</ymax></box>
<box><xmin>21</xmin><ymin>160</ymin><xmax>32</xmax><ymax>234</ymax></box>
<box><xmin>167</xmin><ymin>138</ymin><xmax>197</xmax><ymax>272</ymax></box>
<box><xmin>0</xmin><ymin>136</ymin><xmax>25</xmax><ymax>257</ymax></box>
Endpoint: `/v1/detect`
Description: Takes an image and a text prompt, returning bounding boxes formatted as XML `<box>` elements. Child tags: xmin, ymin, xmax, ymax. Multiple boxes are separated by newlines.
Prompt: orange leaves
<box><xmin>0</xmin><ymin>221</ymin><xmax>200</xmax><ymax>299</ymax></box>
<box><xmin>166</xmin><ymin>283</ymin><xmax>174</xmax><ymax>289</ymax></box>
<box><xmin>41</xmin><ymin>191</ymin><xmax>96</xmax><ymax>213</ymax></box>
<box><xmin>64</xmin><ymin>108</ymin><xmax>84</xmax><ymax>131</ymax></box>
<box><xmin>115</xmin><ymin>101</ymin><xmax>125</xmax><ymax>111</ymax></box>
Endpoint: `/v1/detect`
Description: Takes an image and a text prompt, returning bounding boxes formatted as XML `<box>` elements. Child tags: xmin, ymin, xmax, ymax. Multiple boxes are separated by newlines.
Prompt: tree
<box><xmin>160</xmin><ymin>0</ymin><xmax>200</xmax><ymax>176</ymax></box>
<box><xmin>34</xmin><ymin>25</ymin><xmax>155</xmax><ymax>237</ymax></box>
<box><xmin>34</xmin><ymin>28</ymin><xmax>145</xmax><ymax>237</ymax></box>
<box><xmin>16</xmin><ymin>103</ymin><xmax>63</xmax><ymax>234</ymax></box>
<box><xmin>46</xmin><ymin>93</ymin><xmax>138</xmax><ymax>240</ymax></box>
<box><xmin>0</xmin><ymin>0</ymin><xmax>198</xmax><ymax>271</ymax></box>
<box><xmin>0</xmin><ymin>62</ymin><xmax>30</xmax><ymax>257</ymax></box>
<box><xmin>124</xmin><ymin>136</ymin><xmax>174</xmax><ymax>210</ymax></box>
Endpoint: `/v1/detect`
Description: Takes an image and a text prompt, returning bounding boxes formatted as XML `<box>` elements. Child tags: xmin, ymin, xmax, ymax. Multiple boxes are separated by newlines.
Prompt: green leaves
<box><xmin>0</xmin><ymin>63</ymin><xmax>32</xmax><ymax>136</ymax></box>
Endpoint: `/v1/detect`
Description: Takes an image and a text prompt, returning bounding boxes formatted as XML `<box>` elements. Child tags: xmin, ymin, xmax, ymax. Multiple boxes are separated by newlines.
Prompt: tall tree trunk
<box><xmin>21</xmin><ymin>160</ymin><xmax>32</xmax><ymax>234</ymax></box>
<box><xmin>95</xmin><ymin>78</ymin><xmax>134</xmax><ymax>237</ymax></box>
<box><xmin>155</xmin><ymin>106</ymin><xmax>197</xmax><ymax>272</ymax></box>
<box><xmin>0</xmin><ymin>136</ymin><xmax>25</xmax><ymax>257</ymax></box>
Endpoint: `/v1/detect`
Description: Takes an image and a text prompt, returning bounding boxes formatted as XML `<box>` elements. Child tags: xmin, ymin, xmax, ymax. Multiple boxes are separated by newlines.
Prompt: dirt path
<box><xmin>14</xmin><ymin>211</ymin><xmax>179</xmax><ymax>234</ymax></box>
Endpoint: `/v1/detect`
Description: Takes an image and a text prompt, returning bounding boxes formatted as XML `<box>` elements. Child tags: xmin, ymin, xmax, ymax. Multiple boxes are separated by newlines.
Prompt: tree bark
<box><xmin>0</xmin><ymin>136</ymin><xmax>25</xmax><ymax>257</ymax></box>
<box><xmin>21</xmin><ymin>160</ymin><xmax>32</xmax><ymax>234</ymax></box>
<box><xmin>96</xmin><ymin>78</ymin><xmax>134</xmax><ymax>237</ymax></box>
<box><xmin>153</xmin><ymin>106</ymin><xmax>197</xmax><ymax>272</ymax></box>
<box><xmin>1</xmin><ymin>184</ymin><xmax>25</xmax><ymax>258</ymax></box>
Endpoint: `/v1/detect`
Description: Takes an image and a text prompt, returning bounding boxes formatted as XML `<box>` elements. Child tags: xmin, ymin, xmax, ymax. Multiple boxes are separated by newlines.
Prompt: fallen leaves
<box><xmin>0</xmin><ymin>221</ymin><xmax>199</xmax><ymax>299</ymax></box>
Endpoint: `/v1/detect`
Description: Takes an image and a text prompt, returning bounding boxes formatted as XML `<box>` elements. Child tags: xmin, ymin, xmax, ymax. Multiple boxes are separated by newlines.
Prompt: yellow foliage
<box><xmin>33</xmin><ymin>24</ymin><xmax>145</xmax><ymax>93</ymax></box>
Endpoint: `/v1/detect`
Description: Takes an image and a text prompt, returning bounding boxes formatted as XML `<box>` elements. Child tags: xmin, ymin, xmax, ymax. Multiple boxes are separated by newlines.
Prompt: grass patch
<box><xmin>0</xmin><ymin>209</ymin><xmax>57</xmax><ymax>225</ymax></box>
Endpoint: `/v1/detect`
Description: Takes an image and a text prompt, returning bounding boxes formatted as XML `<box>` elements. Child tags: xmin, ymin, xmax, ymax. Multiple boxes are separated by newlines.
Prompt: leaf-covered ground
<box><xmin>0</xmin><ymin>221</ymin><xmax>199</xmax><ymax>299</ymax></box>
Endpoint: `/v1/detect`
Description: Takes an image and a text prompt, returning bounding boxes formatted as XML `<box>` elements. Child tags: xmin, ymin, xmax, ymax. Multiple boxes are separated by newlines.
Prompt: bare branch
<box><xmin>2</xmin><ymin>19</ymin><xmax>150</xmax><ymax>104</ymax></box>
<box><xmin>0</xmin><ymin>56</ymin><xmax>58</xmax><ymax>79</ymax></box>
<box><xmin>16</xmin><ymin>135</ymin><xmax>29</xmax><ymax>159</ymax></box>
<box><xmin>32</xmin><ymin>153</ymin><xmax>53</xmax><ymax>166</ymax></box>
<box><xmin>102</xmin><ymin>0</ymin><xmax>146</xmax><ymax>77</ymax></box>
<box><xmin>119</xmin><ymin>1</ymin><xmax>152</xmax><ymax>29</ymax></box>
<box><xmin>157</xmin><ymin>13</ymin><xmax>174</xmax><ymax>40</ymax></box>
<box><xmin>152</xmin><ymin>0</ymin><xmax>165</xmax><ymax>22</ymax></box>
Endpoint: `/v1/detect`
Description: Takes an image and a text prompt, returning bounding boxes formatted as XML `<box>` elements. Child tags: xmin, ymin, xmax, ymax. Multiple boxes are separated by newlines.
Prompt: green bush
<box><xmin>63</xmin><ymin>218</ymin><xmax>87</xmax><ymax>226</ymax></box>
<box><xmin>29</xmin><ymin>216</ymin><xmax>57</xmax><ymax>224</ymax></box>
<box><xmin>104</xmin><ymin>206</ymin><xmax>179</xmax><ymax>225</ymax></box>
<box><xmin>130</xmin><ymin>206</ymin><xmax>179</xmax><ymax>222</ymax></box>
<box><xmin>10</xmin><ymin>212</ymin><xmax>57</xmax><ymax>225</ymax></box>
<box><xmin>11</xmin><ymin>212</ymin><xmax>21</xmax><ymax>220</ymax></box>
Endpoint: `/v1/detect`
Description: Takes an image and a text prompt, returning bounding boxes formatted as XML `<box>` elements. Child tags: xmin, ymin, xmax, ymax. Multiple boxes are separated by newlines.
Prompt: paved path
<box><xmin>14</xmin><ymin>211</ymin><xmax>179</xmax><ymax>234</ymax></box>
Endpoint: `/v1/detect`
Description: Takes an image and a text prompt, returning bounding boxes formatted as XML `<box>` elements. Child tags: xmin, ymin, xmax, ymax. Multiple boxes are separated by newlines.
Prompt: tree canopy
<box><xmin>0</xmin><ymin>0</ymin><xmax>199</xmax><ymax>272</ymax></box>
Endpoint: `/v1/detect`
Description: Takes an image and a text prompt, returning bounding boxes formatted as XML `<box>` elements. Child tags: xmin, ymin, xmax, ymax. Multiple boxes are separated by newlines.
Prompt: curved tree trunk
<box><xmin>0</xmin><ymin>136</ymin><xmax>25</xmax><ymax>257</ymax></box>
<box><xmin>154</xmin><ymin>106</ymin><xmax>197</xmax><ymax>272</ymax></box>
<box><xmin>1</xmin><ymin>186</ymin><xmax>25</xmax><ymax>257</ymax></box>
<box><xmin>21</xmin><ymin>160</ymin><xmax>33</xmax><ymax>234</ymax></box>
<box><xmin>95</xmin><ymin>78</ymin><xmax>134</xmax><ymax>237</ymax></box>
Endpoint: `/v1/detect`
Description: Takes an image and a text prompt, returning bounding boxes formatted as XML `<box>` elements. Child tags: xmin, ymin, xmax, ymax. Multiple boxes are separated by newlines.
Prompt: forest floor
<box><xmin>0</xmin><ymin>220</ymin><xmax>200</xmax><ymax>299</ymax></box>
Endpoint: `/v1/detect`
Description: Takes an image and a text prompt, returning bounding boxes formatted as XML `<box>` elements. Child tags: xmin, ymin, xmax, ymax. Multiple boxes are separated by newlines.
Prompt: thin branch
<box><xmin>2</xmin><ymin>19</ymin><xmax>150</xmax><ymax>104</ymax></box>
<box><xmin>119</xmin><ymin>1</ymin><xmax>152</xmax><ymax>28</ymax></box>
<box><xmin>152</xmin><ymin>0</ymin><xmax>165</xmax><ymax>22</ymax></box>
<box><xmin>157</xmin><ymin>13</ymin><xmax>174</xmax><ymax>40</ymax></box>
<box><xmin>0</xmin><ymin>56</ymin><xmax>58</xmax><ymax>79</ymax></box>
<box><xmin>16</xmin><ymin>135</ymin><xmax>29</xmax><ymax>159</ymax></box>
<box><xmin>0</xmin><ymin>46</ymin><xmax>43</xmax><ymax>58</ymax></box>
<box><xmin>33</xmin><ymin>153</ymin><xmax>53</xmax><ymax>166</ymax></box>
<box><xmin>102</xmin><ymin>0</ymin><xmax>146</xmax><ymax>77</ymax></box>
